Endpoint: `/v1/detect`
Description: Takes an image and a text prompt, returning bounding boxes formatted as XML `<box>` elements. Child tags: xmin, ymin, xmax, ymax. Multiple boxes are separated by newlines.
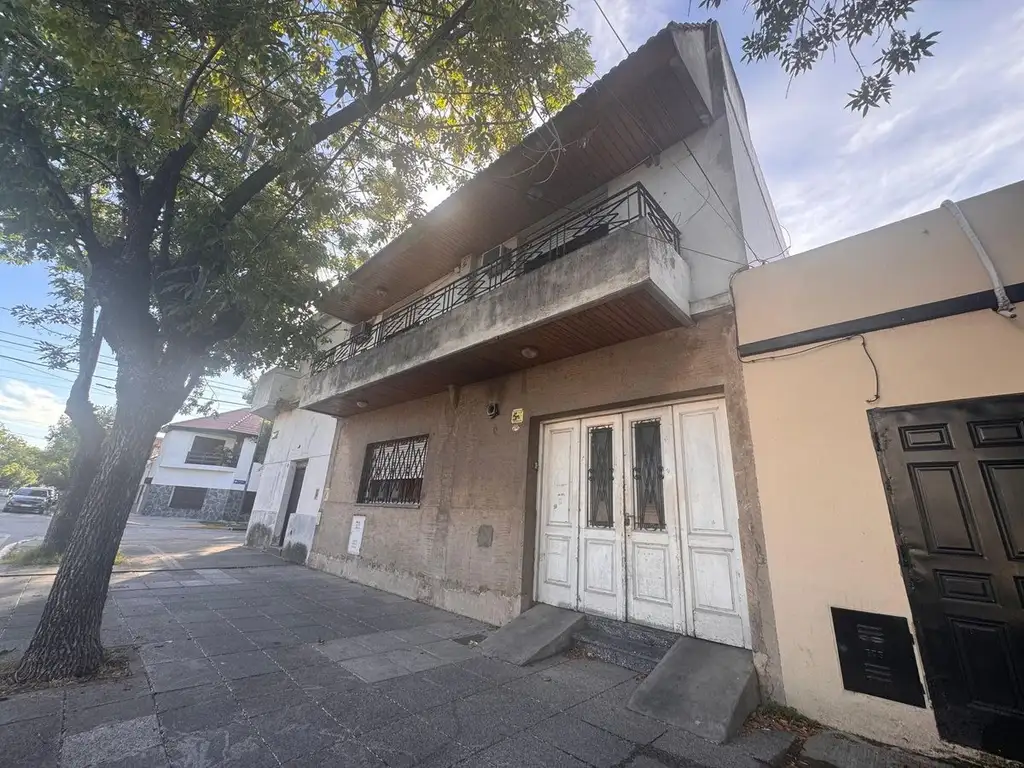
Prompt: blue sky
<box><xmin>1</xmin><ymin>0</ymin><xmax>1022</xmax><ymax>445</ymax></box>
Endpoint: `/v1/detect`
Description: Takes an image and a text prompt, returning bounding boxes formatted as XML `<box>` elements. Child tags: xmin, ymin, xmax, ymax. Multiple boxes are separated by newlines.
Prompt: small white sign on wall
<box><xmin>347</xmin><ymin>515</ymin><xmax>366</xmax><ymax>556</ymax></box>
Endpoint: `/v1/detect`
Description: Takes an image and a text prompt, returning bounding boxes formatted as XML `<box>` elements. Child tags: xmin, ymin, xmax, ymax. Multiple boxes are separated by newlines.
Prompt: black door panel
<box><xmin>872</xmin><ymin>395</ymin><xmax>1024</xmax><ymax>760</ymax></box>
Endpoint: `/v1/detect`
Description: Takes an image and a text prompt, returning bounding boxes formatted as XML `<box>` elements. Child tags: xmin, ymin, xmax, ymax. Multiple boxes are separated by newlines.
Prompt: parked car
<box><xmin>3</xmin><ymin>487</ymin><xmax>55</xmax><ymax>514</ymax></box>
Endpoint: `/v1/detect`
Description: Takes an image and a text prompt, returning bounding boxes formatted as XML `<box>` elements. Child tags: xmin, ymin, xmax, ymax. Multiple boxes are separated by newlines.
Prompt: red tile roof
<box><xmin>164</xmin><ymin>408</ymin><xmax>264</xmax><ymax>436</ymax></box>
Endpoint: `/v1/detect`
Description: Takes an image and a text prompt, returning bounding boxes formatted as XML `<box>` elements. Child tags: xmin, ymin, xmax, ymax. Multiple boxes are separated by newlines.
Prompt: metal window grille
<box><xmin>312</xmin><ymin>182</ymin><xmax>682</xmax><ymax>374</ymax></box>
<box><xmin>357</xmin><ymin>435</ymin><xmax>428</xmax><ymax>505</ymax></box>
<box><xmin>632</xmin><ymin>419</ymin><xmax>665</xmax><ymax>529</ymax></box>
<box><xmin>170</xmin><ymin>486</ymin><xmax>207</xmax><ymax>510</ymax></box>
<box><xmin>587</xmin><ymin>426</ymin><xmax>615</xmax><ymax>528</ymax></box>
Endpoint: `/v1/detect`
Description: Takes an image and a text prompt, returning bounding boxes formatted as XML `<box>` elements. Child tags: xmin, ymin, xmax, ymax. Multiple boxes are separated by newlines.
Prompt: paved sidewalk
<box><xmin>0</xmin><ymin>561</ymin><xmax>794</xmax><ymax>768</ymax></box>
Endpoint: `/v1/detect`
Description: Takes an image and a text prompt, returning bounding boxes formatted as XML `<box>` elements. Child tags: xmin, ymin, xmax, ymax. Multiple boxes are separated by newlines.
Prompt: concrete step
<box><xmin>479</xmin><ymin>604</ymin><xmax>586</xmax><ymax>666</ymax></box>
<box><xmin>573</xmin><ymin>627</ymin><xmax>667</xmax><ymax>673</ymax></box>
<box><xmin>628</xmin><ymin>636</ymin><xmax>760</xmax><ymax>744</ymax></box>
<box><xmin>585</xmin><ymin>615</ymin><xmax>680</xmax><ymax>649</ymax></box>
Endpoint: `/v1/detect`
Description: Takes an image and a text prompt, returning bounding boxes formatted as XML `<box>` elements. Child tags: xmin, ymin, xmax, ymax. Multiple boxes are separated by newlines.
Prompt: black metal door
<box><xmin>279</xmin><ymin>463</ymin><xmax>306</xmax><ymax>547</ymax></box>
<box><xmin>871</xmin><ymin>396</ymin><xmax>1024</xmax><ymax>760</ymax></box>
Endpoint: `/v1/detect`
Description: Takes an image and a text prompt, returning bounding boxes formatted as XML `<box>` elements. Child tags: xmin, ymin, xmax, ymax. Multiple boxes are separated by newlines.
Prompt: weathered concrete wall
<box><xmin>309</xmin><ymin>308</ymin><xmax>785</xmax><ymax>700</ymax></box>
<box><xmin>302</xmin><ymin>221</ymin><xmax>691</xmax><ymax>410</ymax></box>
<box><xmin>246</xmin><ymin>406</ymin><xmax>337</xmax><ymax>560</ymax></box>
<box><xmin>139</xmin><ymin>484</ymin><xmax>248</xmax><ymax>522</ymax></box>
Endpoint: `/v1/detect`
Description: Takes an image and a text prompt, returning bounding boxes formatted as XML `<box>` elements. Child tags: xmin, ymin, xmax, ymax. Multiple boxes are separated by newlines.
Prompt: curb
<box><xmin>0</xmin><ymin>536</ymin><xmax>42</xmax><ymax>560</ymax></box>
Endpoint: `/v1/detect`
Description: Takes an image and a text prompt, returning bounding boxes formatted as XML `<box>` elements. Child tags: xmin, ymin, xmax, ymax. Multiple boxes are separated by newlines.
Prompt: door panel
<box><xmin>873</xmin><ymin>397</ymin><xmax>1024</xmax><ymax>760</ymax></box>
<box><xmin>535</xmin><ymin>421</ymin><xmax>580</xmax><ymax>609</ymax></box>
<box><xmin>624</xmin><ymin>407</ymin><xmax>685</xmax><ymax>632</ymax></box>
<box><xmin>675</xmin><ymin>402</ymin><xmax>749</xmax><ymax>648</ymax></box>
<box><xmin>579</xmin><ymin>415</ymin><xmax>625</xmax><ymax>620</ymax></box>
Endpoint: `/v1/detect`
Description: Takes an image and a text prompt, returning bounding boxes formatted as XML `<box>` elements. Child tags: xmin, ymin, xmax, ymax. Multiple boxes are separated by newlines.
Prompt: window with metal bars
<box><xmin>169</xmin><ymin>486</ymin><xmax>207</xmax><ymax>510</ymax></box>
<box><xmin>587</xmin><ymin>426</ymin><xmax>615</xmax><ymax>527</ymax></box>
<box><xmin>357</xmin><ymin>435</ymin><xmax>428</xmax><ymax>505</ymax></box>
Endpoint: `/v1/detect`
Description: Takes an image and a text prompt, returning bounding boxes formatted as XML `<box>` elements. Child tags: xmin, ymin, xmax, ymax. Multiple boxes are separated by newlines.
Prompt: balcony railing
<box><xmin>313</xmin><ymin>182</ymin><xmax>681</xmax><ymax>373</ymax></box>
<box><xmin>185</xmin><ymin>451</ymin><xmax>240</xmax><ymax>468</ymax></box>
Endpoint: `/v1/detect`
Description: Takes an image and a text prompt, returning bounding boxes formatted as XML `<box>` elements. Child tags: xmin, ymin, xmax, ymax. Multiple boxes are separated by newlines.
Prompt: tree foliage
<box><xmin>39</xmin><ymin>410</ymin><xmax>115</xmax><ymax>489</ymax></box>
<box><xmin>0</xmin><ymin>0</ymin><xmax>592</xmax><ymax>680</ymax></box>
<box><xmin>703</xmin><ymin>0</ymin><xmax>938</xmax><ymax>113</ymax></box>
<box><xmin>0</xmin><ymin>425</ymin><xmax>43</xmax><ymax>489</ymax></box>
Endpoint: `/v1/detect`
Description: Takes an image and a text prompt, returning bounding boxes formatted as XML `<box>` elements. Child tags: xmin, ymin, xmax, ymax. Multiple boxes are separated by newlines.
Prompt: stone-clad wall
<box><xmin>139</xmin><ymin>483</ymin><xmax>248</xmax><ymax>522</ymax></box>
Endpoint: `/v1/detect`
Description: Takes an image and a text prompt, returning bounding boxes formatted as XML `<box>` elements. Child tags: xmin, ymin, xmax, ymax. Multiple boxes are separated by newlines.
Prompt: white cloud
<box><xmin>0</xmin><ymin>380</ymin><xmax>66</xmax><ymax>444</ymax></box>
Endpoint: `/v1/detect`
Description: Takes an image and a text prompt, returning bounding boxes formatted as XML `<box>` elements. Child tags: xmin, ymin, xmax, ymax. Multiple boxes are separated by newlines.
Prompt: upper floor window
<box><xmin>186</xmin><ymin>435</ymin><xmax>237</xmax><ymax>467</ymax></box>
<box><xmin>357</xmin><ymin>435</ymin><xmax>428</xmax><ymax>505</ymax></box>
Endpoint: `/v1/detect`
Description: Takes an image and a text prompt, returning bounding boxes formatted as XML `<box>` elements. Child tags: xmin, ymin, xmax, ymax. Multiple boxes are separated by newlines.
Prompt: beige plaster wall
<box><xmin>733</xmin><ymin>181</ymin><xmax>1024</xmax><ymax>757</ymax></box>
<box><xmin>308</xmin><ymin>309</ymin><xmax>786</xmax><ymax>699</ymax></box>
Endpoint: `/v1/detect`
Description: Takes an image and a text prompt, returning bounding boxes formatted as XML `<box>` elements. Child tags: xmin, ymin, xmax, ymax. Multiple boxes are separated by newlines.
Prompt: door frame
<box><xmin>534</xmin><ymin>394</ymin><xmax>748</xmax><ymax>643</ymax></box>
<box><xmin>278</xmin><ymin>460</ymin><xmax>308</xmax><ymax>547</ymax></box>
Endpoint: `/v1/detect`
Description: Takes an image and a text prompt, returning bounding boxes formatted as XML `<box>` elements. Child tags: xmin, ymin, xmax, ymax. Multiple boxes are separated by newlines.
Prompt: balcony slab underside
<box><xmin>302</xmin><ymin>221</ymin><xmax>692</xmax><ymax>417</ymax></box>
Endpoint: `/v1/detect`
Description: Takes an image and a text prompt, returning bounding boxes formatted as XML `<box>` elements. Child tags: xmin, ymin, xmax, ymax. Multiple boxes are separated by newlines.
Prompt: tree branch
<box><xmin>124</xmin><ymin>104</ymin><xmax>220</xmax><ymax>260</ymax></box>
<box><xmin>65</xmin><ymin>298</ymin><xmax>106</xmax><ymax>447</ymax></box>
<box><xmin>0</xmin><ymin>106</ymin><xmax>104</xmax><ymax>256</ymax></box>
<box><xmin>117</xmin><ymin>151</ymin><xmax>142</xmax><ymax>215</ymax></box>
<box><xmin>216</xmin><ymin>0</ymin><xmax>476</xmax><ymax>225</ymax></box>
<box><xmin>156</xmin><ymin>172</ymin><xmax>180</xmax><ymax>273</ymax></box>
<box><xmin>178</xmin><ymin>38</ymin><xmax>225</xmax><ymax>123</ymax></box>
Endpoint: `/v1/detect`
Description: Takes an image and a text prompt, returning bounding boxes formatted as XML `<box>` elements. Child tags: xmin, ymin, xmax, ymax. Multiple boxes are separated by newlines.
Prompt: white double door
<box><xmin>535</xmin><ymin>400</ymin><xmax>750</xmax><ymax>647</ymax></box>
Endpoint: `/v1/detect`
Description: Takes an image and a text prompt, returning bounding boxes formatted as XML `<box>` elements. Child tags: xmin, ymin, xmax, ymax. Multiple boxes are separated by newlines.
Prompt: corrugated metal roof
<box><xmin>320</xmin><ymin>21</ymin><xmax>714</xmax><ymax>323</ymax></box>
<box><xmin>164</xmin><ymin>408</ymin><xmax>264</xmax><ymax>436</ymax></box>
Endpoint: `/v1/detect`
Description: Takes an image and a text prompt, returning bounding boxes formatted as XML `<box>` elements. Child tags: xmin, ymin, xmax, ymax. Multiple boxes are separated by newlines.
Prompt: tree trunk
<box><xmin>38</xmin><ymin>437</ymin><xmax>103</xmax><ymax>557</ymax></box>
<box><xmin>15</xmin><ymin>402</ymin><xmax>167</xmax><ymax>681</ymax></box>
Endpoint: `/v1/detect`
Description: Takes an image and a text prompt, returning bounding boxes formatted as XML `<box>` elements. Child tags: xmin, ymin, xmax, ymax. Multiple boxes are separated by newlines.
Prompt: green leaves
<box><xmin>701</xmin><ymin>0</ymin><xmax>937</xmax><ymax>114</ymax></box>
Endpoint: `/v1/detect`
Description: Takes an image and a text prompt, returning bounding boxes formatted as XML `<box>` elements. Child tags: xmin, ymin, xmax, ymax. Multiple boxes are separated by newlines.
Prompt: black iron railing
<box><xmin>313</xmin><ymin>182</ymin><xmax>680</xmax><ymax>373</ymax></box>
<box><xmin>185</xmin><ymin>451</ymin><xmax>240</xmax><ymax>468</ymax></box>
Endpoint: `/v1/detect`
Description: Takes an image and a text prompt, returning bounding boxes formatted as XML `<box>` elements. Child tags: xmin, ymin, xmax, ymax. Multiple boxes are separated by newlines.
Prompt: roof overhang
<box><xmin>320</xmin><ymin>22</ymin><xmax>715</xmax><ymax>323</ymax></box>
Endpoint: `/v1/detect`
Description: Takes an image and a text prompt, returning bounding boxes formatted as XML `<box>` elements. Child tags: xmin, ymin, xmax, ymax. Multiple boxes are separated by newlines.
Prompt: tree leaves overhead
<box><xmin>0</xmin><ymin>0</ymin><xmax>593</xmax><ymax>379</ymax></box>
<box><xmin>701</xmin><ymin>0</ymin><xmax>938</xmax><ymax>114</ymax></box>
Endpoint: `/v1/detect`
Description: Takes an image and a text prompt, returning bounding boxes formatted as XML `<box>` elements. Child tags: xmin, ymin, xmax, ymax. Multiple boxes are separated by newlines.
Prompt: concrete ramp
<box><xmin>479</xmin><ymin>604</ymin><xmax>585</xmax><ymax>665</ymax></box>
<box><xmin>628</xmin><ymin>636</ymin><xmax>759</xmax><ymax>744</ymax></box>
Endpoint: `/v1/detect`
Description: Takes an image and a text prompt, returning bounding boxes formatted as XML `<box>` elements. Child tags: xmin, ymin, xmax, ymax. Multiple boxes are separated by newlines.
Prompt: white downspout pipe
<box><xmin>942</xmin><ymin>199</ymin><xmax>1017</xmax><ymax>319</ymax></box>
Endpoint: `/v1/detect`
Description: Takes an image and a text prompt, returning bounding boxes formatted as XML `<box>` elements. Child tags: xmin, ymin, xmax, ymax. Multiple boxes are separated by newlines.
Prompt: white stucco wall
<box><xmin>246</xmin><ymin>406</ymin><xmax>337</xmax><ymax>559</ymax></box>
<box><xmin>150</xmin><ymin>429</ymin><xmax>257</xmax><ymax>491</ymax></box>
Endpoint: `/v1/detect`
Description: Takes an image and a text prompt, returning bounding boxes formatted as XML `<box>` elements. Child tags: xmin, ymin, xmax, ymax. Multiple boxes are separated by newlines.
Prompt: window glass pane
<box><xmin>588</xmin><ymin>426</ymin><xmax>614</xmax><ymax>528</ymax></box>
<box><xmin>170</xmin><ymin>486</ymin><xmax>207</xmax><ymax>509</ymax></box>
<box><xmin>633</xmin><ymin>419</ymin><xmax>665</xmax><ymax>529</ymax></box>
<box><xmin>357</xmin><ymin>436</ymin><xmax>428</xmax><ymax>505</ymax></box>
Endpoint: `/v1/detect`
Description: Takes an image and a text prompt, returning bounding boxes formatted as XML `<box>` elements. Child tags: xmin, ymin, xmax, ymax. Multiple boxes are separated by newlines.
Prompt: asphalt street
<box><xmin>0</xmin><ymin>512</ymin><xmax>249</xmax><ymax>569</ymax></box>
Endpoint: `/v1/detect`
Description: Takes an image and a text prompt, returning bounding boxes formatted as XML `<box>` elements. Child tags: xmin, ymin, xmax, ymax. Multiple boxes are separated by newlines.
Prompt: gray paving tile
<box><xmin>250</xmin><ymin>701</ymin><xmax>346</xmax><ymax>762</ymax></box>
<box><xmin>352</xmin><ymin>631</ymin><xmax>412</xmax><ymax>652</ymax></box>
<box><xmin>373</xmin><ymin>672</ymin><xmax>456</xmax><ymax>713</ymax></box>
<box><xmin>195</xmin><ymin>630</ymin><xmax>257</xmax><ymax>657</ymax></box>
<box><xmin>317</xmin><ymin>637</ymin><xmax>375</xmax><ymax>662</ymax></box>
<box><xmin>362</xmin><ymin>714</ymin><xmax>473</xmax><ymax>768</ymax></box>
<box><xmin>420</xmin><ymin>639</ymin><xmax>480</xmax><ymax>663</ymax></box>
<box><xmin>570</xmin><ymin>696</ymin><xmax>668</xmax><ymax>745</ymax></box>
<box><xmin>180</xmin><ymin>620</ymin><xmax>235</xmax><ymax>638</ymax></box>
<box><xmin>246</xmin><ymin>628</ymin><xmax>302</xmax><ymax>648</ymax></box>
<box><xmin>0</xmin><ymin>689</ymin><xmax>62</xmax><ymax>726</ymax></box>
<box><xmin>139</xmin><ymin>639</ymin><xmax>205</xmax><ymax>664</ymax></box>
<box><xmin>478</xmin><ymin>732</ymin><xmax>590</xmax><ymax>768</ymax></box>
<box><xmin>61</xmin><ymin>714</ymin><xmax>162</xmax><ymax>768</ymax></box>
<box><xmin>64</xmin><ymin>677</ymin><xmax>149</xmax><ymax>710</ymax></box>
<box><xmin>419</xmin><ymin>698</ymin><xmax>517</xmax><ymax>753</ymax></box>
<box><xmin>320</xmin><ymin>688</ymin><xmax>411</xmax><ymax>736</ymax></box>
<box><xmin>290</xmin><ymin>624</ymin><xmax>341</xmax><ymax>643</ymax></box>
<box><xmin>146</xmin><ymin>658</ymin><xmax>220</xmax><ymax>693</ymax></box>
<box><xmin>528</xmin><ymin>712</ymin><xmax>635</xmax><ymax>768</ymax></box>
<box><xmin>386</xmin><ymin>647</ymin><xmax>450</xmax><ymax>673</ymax></box>
<box><xmin>504</xmin><ymin>671</ymin><xmax>595</xmax><ymax>710</ymax></box>
<box><xmin>264</xmin><ymin>642</ymin><xmax>335</xmax><ymax>670</ymax></box>
<box><xmin>282</xmin><ymin>738</ymin><xmax>387</xmax><ymax>767</ymax></box>
<box><xmin>421</xmin><ymin>664</ymin><xmax>494</xmax><ymax>698</ymax></box>
<box><xmin>341</xmin><ymin>653</ymin><xmax>412</xmax><ymax>683</ymax></box>
<box><xmin>164</xmin><ymin>720</ymin><xmax>277</xmax><ymax>768</ymax></box>
<box><xmin>387</xmin><ymin>626</ymin><xmax>446</xmax><ymax>645</ymax></box>
<box><xmin>653</xmin><ymin>727</ymin><xmax>765</xmax><ymax>768</ymax></box>
<box><xmin>288</xmin><ymin>663</ymin><xmax>365</xmax><ymax>700</ymax></box>
<box><xmin>65</xmin><ymin>693</ymin><xmax>156</xmax><ymax>735</ymax></box>
<box><xmin>456</xmin><ymin>657</ymin><xmax>532</xmax><ymax>684</ymax></box>
<box><xmin>157</xmin><ymin>694</ymin><xmax>243</xmax><ymax>736</ymax></box>
<box><xmin>229</xmin><ymin>615</ymin><xmax>280</xmax><ymax>633</ymax></box>
<box><xmin>0</xmin><ymin>713</ymin><xmax>60</xmax><ymax>767</ymax></box>
<box><xmin>155</xmin><ymin>682</ymin><xmax>234</xmax><ymax>714</ymax></box>
<box><xmin>212</xmin><ymin>649</ymin><xmax>279</xmax><ymax>680</ymax></box>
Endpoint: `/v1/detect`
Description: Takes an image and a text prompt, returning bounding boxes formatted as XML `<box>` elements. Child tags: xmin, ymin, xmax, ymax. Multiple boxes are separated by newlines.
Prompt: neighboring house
<box><xmin>244</xmin><ymin>366</ymin><xmax>339</xmax><ymax>562</ymax></box>
<box><xmin>734</xmin><ymin>181</ymin><xmax>1024</xmax><ymax>761</ymax></box>
<box><xmin>289</xmin><ymin>20</ymin><xmax>789</xmax><ymax>696</ymax></box>
<box><xmin>137</xmin><ymin>409</ymin><xmax>264</xmax><ymax>522</ymax></box>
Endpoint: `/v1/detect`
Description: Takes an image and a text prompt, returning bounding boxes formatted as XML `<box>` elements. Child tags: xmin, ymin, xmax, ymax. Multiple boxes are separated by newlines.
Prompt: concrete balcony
<box><xmin>250</xmin><ymin>368</ymin><xmax>302</xmax><ymax>419</ymax></box>
<box><xmin>303</xmin><ymin>187</ymin><xmax>692</xmax><ymax>417</ymax></box>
